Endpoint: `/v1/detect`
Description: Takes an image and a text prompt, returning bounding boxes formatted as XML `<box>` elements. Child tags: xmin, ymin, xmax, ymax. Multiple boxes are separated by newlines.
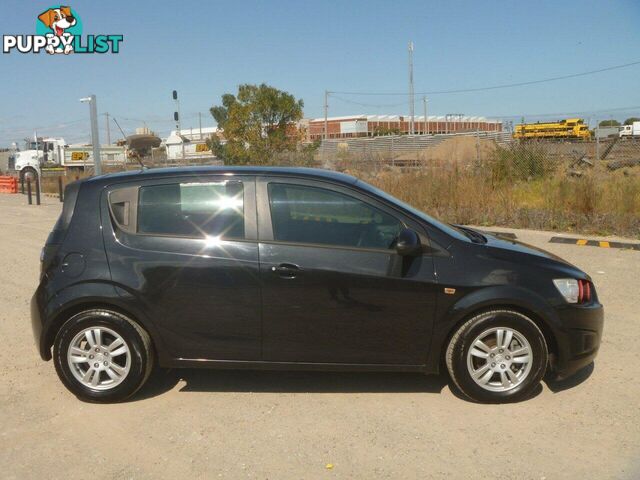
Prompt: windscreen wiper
<box><xmin>451</xmin><ymin>224</ymin><xmax>487</xmax><ymax>244</ymax></box>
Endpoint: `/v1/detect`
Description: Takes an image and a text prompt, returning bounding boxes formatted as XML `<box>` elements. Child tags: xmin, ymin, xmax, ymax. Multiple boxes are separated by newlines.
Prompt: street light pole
<box><xmin>80</xmin><ymin>95</ymin><xmax>101</xmax><ymax>176</ymax></box>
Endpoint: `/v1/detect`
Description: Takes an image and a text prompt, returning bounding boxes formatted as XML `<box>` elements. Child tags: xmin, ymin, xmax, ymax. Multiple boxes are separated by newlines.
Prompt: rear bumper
<box><xmin>31</xmin><ymin>283</ymin><xmax>51</xmax><ymax>361</ymax></box>
<box><xmin>552</xmin><ymin>302</ymin><xmax>604</xmax><ymax>380</ymax></box>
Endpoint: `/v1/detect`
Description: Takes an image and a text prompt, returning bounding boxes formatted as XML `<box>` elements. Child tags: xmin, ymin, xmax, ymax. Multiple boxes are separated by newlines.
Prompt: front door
<box><xmin>257</xmin><ymin>178</ymin><xmax>437</xmax><ymax>365</ymax></box>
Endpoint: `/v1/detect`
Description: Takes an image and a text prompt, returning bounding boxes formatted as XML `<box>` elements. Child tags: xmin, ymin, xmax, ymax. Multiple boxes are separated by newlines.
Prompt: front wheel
<box><xmin>445</xmin><ymin>310</ymin><xmax>548</xmax><ymax>403</ymax></box>
<box><xmin>53</xmin><ymin>309</ymin><xmax>154</xmax><ymax>402</ymax></box>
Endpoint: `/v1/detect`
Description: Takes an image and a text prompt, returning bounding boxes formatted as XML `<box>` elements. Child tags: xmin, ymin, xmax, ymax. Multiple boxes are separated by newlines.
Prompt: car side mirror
<box><xmin>395</xmin><ymin>228</ymin><xmax>422</xmax><ymax>256</ymax></box>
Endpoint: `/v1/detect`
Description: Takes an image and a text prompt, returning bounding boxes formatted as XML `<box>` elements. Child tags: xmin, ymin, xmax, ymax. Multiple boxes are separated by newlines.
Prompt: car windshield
<box><xmin>355</xmin><ymin>180</ymin><xmax>469</xmax><ymax>242</ymax></box>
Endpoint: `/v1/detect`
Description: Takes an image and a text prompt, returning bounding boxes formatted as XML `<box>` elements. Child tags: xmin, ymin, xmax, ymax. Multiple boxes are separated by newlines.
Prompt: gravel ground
<box><xmin>0</xmin><ymin>193</ymin><xmax>638</xmax><ymax>479</ymax></box>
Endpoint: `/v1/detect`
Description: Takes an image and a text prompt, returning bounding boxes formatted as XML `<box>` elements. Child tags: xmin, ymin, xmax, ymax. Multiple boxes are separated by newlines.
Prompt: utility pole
<box><xmin>423</xmin><ymin>97</ymin><xmax>429</xmax><ymax>163</ymax></box>
<box><xmin>198</xmin><ymin>112</ymin><xmax>202</xmax><ymax>140</ymax></box>
<box><xmin>80</xmin><ymin>95</ymin><xmax>101</xmax><ymax>176</ymax></box>
<box><xmin>595</xmin><ymin>119</ymin><xmax>600</xmax><ymax>161</ymax></box>
<box><xmin>408</xmin><ymin>41</ymin><xmax>415</xmax><ymax>135</ymax></box>
<box><xmin>423</xmin><ymin>97</ymin><xmax>428</xmax><ymax>135</ymax></box>
<box><xmin>324</xmin><ymin>90</ymin><xmax>329</xmax><ymax>141</ymax></box>
<box><xmin>103</xmin><ymin>112</ymin><xmax>111</xmax><ymax>145</ymax></box>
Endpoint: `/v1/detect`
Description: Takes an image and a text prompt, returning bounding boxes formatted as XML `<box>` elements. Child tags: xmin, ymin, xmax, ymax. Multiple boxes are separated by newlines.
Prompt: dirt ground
<box><xmin>0</xmin><ymin>193</ymin><xmax>638</xmax><ymax>479</ymax></box>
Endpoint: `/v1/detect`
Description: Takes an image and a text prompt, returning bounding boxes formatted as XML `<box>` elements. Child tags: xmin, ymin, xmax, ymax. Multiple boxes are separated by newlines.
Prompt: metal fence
<box><xmin>315</xmin><ymin>129</ymin><xmax>640</xmax><ymax>177</ymax></box>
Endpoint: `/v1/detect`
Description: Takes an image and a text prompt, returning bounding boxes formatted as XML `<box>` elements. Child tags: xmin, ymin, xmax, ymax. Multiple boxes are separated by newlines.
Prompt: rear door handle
<box><xmin>271</xmin><ymin>263</ymin><xmax>302</xmax><ymax>278</ymax></box>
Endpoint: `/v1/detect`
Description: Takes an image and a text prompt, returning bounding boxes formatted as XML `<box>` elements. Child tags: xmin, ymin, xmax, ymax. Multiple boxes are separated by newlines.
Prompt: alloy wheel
<box><xmin>466</xmin><ymin>327</ymin><xmax>533</xmax><ymax>392</ymax></box>
<box><xmin>66</xmin><ymin>326</ymin><xmax>131</xmax><ymax>390</ymax></box>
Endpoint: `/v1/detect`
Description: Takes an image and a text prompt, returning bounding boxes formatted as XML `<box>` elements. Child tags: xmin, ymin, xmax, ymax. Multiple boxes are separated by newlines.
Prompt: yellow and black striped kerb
<box><xmin>549</xmin><ymin>237</ymin><xmax>640</xmax><ymax>250</ymax></box>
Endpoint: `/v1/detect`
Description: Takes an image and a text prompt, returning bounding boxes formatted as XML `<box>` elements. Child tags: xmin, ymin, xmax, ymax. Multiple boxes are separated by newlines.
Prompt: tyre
<box><xmin>53</xmin><ymin>309</ymin><xmax>154</xmax><ymax>403</ymax></box>
<box><xmin>445</xmin><ymin>309</ymin><xmax>548</xmax><ymax>403</ymax></box>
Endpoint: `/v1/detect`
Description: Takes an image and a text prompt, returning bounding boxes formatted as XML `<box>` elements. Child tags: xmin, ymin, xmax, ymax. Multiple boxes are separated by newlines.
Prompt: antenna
<box><xmin>112</xmin><ymin>117</ymin><xmax>127</xmax><ymax>138</ymax></box>
<box><xmin>113</xmin><ymin>117</ymin><xmax>146</xmax><ymax>169</ymax></box>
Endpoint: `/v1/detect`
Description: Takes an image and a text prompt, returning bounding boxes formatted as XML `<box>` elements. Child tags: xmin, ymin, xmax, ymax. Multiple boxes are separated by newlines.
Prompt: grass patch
<box><xmin>358</xmin><ymin>166</ymin><xmax>640</xmax><ymax>239</ymax></box>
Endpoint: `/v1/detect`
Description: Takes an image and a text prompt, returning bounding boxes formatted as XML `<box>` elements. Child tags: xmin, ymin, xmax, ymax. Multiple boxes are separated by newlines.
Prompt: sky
<box><xmin>1</xmin><ymin>0</ymin><xmax>639</xmax><ymax>146</ymax></box>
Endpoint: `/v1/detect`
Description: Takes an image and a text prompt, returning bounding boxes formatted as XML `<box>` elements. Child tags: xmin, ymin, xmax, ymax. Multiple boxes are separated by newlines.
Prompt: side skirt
<box><xmin>163</xmin><ymin>358</ymin><xmax>428</xmax><ymax>373</ymax></box>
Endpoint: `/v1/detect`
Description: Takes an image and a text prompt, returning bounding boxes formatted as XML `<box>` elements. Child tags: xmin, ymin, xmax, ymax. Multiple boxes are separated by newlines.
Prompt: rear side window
<box><xmin>137</xmin><ymin>181</ymin><xmax>245</xmax><ymax>239</ymax></box>
<box><xmin>268</xmin><ymin>183</ymin><xmax>402</xmax><ymax>249</ymax></box>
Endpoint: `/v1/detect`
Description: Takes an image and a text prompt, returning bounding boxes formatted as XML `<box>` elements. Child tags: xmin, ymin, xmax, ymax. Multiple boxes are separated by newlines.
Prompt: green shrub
<box><xmin>490</xmin><ymin>143</ymin><xmax>555</xmax><ymax>183</ymax></box>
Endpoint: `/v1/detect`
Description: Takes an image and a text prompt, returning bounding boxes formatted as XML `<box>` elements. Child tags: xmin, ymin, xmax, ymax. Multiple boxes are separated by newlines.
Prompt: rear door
<box><xmin>257</xmin><ymin>176</ymin><xmax>438</xmax><ymax>365</ymax></box>
<box><xmin>101</xmin><ymin>175</ymin><xmax>261</xmax><ymax>361</ymax></box>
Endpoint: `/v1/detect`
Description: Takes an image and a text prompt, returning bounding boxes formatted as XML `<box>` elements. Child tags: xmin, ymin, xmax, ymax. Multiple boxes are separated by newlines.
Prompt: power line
<box><xmin>489</xmin><ymin>105</ymin><xmax>640</xmax><ymax>120</ymax></box>
<box><xmin>3</xmin><ymin>118</ymin><xmax>86</xmax><ymax>136</ymax></box>
<box><xmin>330</xmin><ymin>60</ymin><xmax>640</xmax><ymax>96</ymax></box>
<box><xmin>330</xmin><ymin>94</ymin><xmax>409</xmax><ymax>109</ymax></box>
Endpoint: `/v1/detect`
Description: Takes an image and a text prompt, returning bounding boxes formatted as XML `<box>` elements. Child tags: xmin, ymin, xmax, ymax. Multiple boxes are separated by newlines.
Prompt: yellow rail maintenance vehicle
<box><xmin>514</xmin><ymin>118</ymin><xmax>591</xmax><ymax>140</ymax></box>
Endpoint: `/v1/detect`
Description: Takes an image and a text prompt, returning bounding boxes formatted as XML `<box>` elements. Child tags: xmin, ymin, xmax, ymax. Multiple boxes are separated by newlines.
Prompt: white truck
<box><xmin>619</xmin><ymin>121</ymin><xmax>640</xmax><ymax>138</ymax></box>
<box><xmin>10</xmin><ymin>137</ymin><xmax>126</xmax><ymax>182</ymax></box>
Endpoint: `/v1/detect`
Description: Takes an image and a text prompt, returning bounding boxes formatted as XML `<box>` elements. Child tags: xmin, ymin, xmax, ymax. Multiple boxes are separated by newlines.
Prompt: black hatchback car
<box><xmin>32</xmin><ymin>167</ymin><xmax>603</xmax><ymax>403</ymax></box>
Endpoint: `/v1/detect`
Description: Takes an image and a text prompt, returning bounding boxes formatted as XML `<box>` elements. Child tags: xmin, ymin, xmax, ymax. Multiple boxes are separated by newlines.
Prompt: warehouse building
<box><xmin>308</xmin><ymin>114</ymin><xmax>502</xmax><ymax>141</ymax></box>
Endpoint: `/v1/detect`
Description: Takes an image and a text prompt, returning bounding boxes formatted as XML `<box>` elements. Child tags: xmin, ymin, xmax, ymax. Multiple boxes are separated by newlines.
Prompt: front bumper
<box><xmin>551</xmin><ymin>302</ymin><xmax>604</xmax><ymax>380</ymax></box>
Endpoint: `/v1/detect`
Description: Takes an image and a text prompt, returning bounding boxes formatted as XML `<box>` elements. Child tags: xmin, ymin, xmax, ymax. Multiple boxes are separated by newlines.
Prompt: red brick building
<box><xmin>307</xmin><ymin>114</ymin><xmax>502</xmax><ymax>141</ymax></box>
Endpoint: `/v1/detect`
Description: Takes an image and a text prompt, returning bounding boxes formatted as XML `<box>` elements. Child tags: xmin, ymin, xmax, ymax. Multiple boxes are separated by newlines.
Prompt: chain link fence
<box><xmin>315</xmin><ymin>130</ymin><xmax>640</xmax><ymax>176</ymax></box>
<box><xmin>313</xmin><ymin>127</ymin><xmax>640</xmax><ymax>237</ymax></box>
<box><xmin>11</xmin><ymin>115</ymin><xmax>640</xmax><ymax>237</ymax></box>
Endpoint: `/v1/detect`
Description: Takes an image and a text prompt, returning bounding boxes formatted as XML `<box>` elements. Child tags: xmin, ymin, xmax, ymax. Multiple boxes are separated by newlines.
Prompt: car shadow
<box><xmin>445</xmin><ymin>379</ymin><xmax>543</xmax><ymax>404</ymax></box>
<box><xmin>133</xmin><ymin>369</ymin><xmax>450</xmax><ymax>401</ymax></box>
<box><xmin>133</xmin><ymin>363</ymin><xmax>590</xmax><ymax>403</ymax></box>
<box><xmin>544</xmin><ymin>362</ymin><xmax>595</xmax><ymax>393</ymax></box>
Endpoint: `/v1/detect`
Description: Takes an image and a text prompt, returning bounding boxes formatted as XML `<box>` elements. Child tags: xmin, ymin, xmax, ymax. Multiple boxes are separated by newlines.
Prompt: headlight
<box><xmin>553</xmin><ymin>278</ymin><xmax>579</xmax><ymax>303</ymax></box>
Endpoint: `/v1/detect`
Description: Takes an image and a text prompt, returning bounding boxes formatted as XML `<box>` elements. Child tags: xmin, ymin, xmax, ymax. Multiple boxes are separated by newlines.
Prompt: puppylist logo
<box><xmin>3</xmin><ymin>5</ymin><xmax>123</xmax><ymax>55</ymax></box>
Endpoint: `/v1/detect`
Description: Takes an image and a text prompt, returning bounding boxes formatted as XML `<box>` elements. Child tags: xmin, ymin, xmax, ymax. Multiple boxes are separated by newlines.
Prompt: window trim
<box><xmin>105</xmin><ymin>175</ymin><xmax>258</xmax><ymax>242</ymax></box>
<box><xmin>137</xmin><ymin>181</ymin><xmax>246</xmax><ymax>240</ymax></box>
<box><xmin>257</xmin><ymin>176</ymin><xmax>414</xmax><ymax>252</ymax></box>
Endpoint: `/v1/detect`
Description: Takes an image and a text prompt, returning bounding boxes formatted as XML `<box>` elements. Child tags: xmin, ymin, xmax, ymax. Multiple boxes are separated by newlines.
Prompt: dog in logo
<box><xmin>38</xmin><ymin>6</ymin><xmax>76</xmax><ymax>54</ymax></box>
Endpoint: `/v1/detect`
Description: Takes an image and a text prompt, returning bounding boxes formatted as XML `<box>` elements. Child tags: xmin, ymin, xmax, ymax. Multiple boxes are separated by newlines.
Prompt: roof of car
<box><xmin>86</xmin><ymin>166</ymin><xmax>359</xmax><ymax>186</ymax></box>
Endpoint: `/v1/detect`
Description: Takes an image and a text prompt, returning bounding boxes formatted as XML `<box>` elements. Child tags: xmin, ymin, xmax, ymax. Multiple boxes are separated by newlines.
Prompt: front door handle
<box><xmin>271</xmin><ymin>263</ymin><xmax>301</xmax><ymax>278</ymax></box>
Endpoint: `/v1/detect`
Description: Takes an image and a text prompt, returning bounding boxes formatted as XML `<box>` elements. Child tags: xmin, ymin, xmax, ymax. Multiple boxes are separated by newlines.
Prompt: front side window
<box><xmin>138</xmin><ymin>181</ymin><xmax>244</xmax><ymax>239</ymax></box>
<box><xmin>268</xmin><ymin>183</ymin><xmax>402</xmax><ymax>249</ymax></box>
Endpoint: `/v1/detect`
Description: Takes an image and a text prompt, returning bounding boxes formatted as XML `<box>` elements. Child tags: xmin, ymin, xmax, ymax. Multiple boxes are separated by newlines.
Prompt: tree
<box><xmin>623</xmin><ymin>117</ymin><xmax>640</xmax><ymax>125</ymax></box>
<box><xmin>598</xmin><ymin>119</ymin><xmax>620</xmax><ymax>127</ymax></box>
<box><xmin>207</xmin><ymin>84</ymin><xmax>304</xmax><ymax>164</ymax></box>
<box><xmin>372</xmin><ymin>125</ymin><xmax>401</xmax><ymax>136</ymax></box>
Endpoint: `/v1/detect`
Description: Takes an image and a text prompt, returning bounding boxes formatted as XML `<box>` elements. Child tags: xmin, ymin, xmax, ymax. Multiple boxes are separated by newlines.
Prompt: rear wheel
<box><xmin>53</xmin><ymin>309</ymin><xmax>154</xmax><ymax>402</ymax></box>
<box><xmin>445</xmin><ymin>310</ymin><xmax>548</xmax><ymax>403</ymax></box>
